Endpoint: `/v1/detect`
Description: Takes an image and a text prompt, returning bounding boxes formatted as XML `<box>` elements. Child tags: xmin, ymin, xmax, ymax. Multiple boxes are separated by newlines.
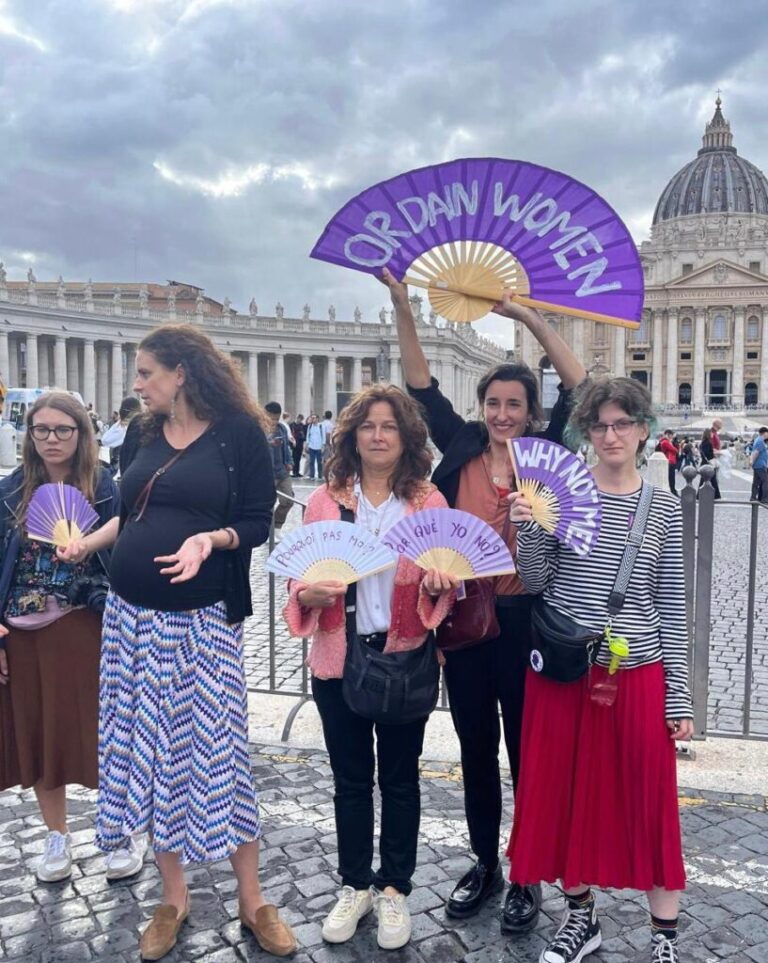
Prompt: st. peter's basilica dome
<box><xmin>652</xmin><ymin>98</ymin><xmax>768</xmax><ymax>224</ymax></box>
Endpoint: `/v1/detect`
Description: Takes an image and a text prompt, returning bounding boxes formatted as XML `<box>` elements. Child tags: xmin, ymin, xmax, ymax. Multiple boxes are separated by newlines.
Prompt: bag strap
<box><xmin>339</xmin><ymin>506</ymin><xmax>358</xmax><ymax>633</ymax></box>
<box><xmin>131</xmin><ymin>449</ymin><xmax>186</xmax><ymax>521</ymax></box>
<box><xmin>606</xmin><ymin>481</ymin><xmax>654</xmax><ymax>617</ymax></box>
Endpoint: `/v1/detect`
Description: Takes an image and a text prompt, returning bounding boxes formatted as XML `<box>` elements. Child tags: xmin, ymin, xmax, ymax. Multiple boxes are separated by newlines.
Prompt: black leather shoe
<box><xmin>500</xmin><ymin>882</ymin><xmax>541</xmax><ymax>933</ymax></box>
<box><xmin>445</xmin><ymin>862</ymin><xmax>504</xmax><ymax>919</ymax></box>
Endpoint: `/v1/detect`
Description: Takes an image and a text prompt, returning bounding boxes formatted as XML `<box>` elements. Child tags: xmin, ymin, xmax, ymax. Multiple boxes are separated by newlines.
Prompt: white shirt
<box><xmin>353</xmin><ymin>481</ymin><xmax>407</xmax><ymax>634</ymax></box>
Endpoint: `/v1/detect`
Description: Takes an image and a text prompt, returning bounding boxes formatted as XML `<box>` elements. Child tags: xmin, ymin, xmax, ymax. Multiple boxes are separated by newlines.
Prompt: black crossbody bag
<box><xmin>339</xmin><ymin>508</ymin><xmax>439</xmax><ymax>724</ymax></box>
<box><xmin>529</xmin><ymin>482</ymin><xmax>654</xmax><ymax>683</ymax></box>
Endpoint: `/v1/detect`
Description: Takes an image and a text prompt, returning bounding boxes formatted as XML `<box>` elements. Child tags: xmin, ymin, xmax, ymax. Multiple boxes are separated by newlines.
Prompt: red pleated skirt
<box><xmin>507</xmin><ymin>661</ymin><xmax>686</xmax><ymax>891</ymax></box>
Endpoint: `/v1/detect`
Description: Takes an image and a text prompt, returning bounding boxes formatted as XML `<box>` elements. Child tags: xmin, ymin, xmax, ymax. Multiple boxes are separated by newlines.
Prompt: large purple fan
<box><xmin>508</xmin><ymin>438</ymin><xmax>602</xmax><ymax>556</ymax></box>
<box><xmin>311</xmin><ymin>157</ymin><xmax>642</xmax><ymax>327</ymax></box>
<box><xmin>27</xmin><ymin>482</ymin><xmax>100</xmax><ymax>548</ymax></box>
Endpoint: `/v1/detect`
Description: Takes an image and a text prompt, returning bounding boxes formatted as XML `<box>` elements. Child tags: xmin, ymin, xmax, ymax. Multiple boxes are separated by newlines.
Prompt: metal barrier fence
<box><xmin>255</xmin><ymin>477</ymin><xmax>767</xmax><ymax>742</ymax></box>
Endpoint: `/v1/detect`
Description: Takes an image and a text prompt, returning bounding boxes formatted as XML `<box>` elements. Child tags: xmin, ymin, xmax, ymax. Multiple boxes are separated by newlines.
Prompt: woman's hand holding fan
<box><xmin>507</xmin><ymin>491</ymin><xmax>534</xmax><ymax>526</ymax></box>
<box><xmin>297</xmin><ymin>580</ymin><xmax>347</xmax><ymax>609</ymax></box>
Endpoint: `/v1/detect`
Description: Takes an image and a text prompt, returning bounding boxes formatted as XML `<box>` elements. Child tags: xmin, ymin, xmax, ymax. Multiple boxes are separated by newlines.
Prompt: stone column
<box><xmin>111</xmin><ymin>341</ymin><xmax>123</xmax><ymax>413</ymax></box>
<box><xmin>352</xmin><ymin>356</ymin><xmax>363</xmax><ymax>394</ymax></box>
<box><xmin>96</xmin><ymin>345</ymin><xmax>109</xmax><ymax>415</ymax></box>
<box><xmin>274</xmin><ymin>352</ymin><xmax>285</xmax><ymax>405</ymax></box>
<box><xmin>0</xmin><ymin>331</ymin><xmax>9</xmax><ymax>386</ymax></box>
<box><xmin>388</xmin><ymin>349</ymin><xmax>402</xmax><ymax>388</ymax></box>
<box><xmin>25</xmin><ymin>334</ymin><xmax>38</xmax><ymax>388</ymax></box>
<box><xmin>760</xmin><ymin>307</ymin><xmax>768</xmax><ymax>404</ymax></box>
<box><xmin>9</xmin><ymin>338</ymin><xmax>20</xmax><ymax>385</ymax></box>
<box><xmin>67</xmin><ymin>341</ymin><xmax>78</xmax><ymax>390</ymax></box>
<box><xmin>82</xmin><ymin>339</ymin><xmax>96</xmax><ymax>407</ymax></box>
<box><xmin>732</xmin><ymin>306</ymin><xmax>745</xmax><ymax>408</ymax></box>
<box><xmin>665</xmin><ymin>309</ymin><xmax>678</xmax><ymax>405</ymax></box>
<box><xmin>652</xmin><ymin>310</ymin><xmax>664</xmax><ymax>404</ymax></box>
<box><xmin>299</xmin><ymin>355</ymin><xmax>312</xmax><ymax>418</ymax></box>
<box><xmin>248</xmin><ymin>352</ymin><xmax>259</xmax><ymax>402</ymax></box>
<box><xmin>324</xmin><ymin>357</ymin><xmax>337</xmax><ymax>414</ymax></box>
<box><xmin>613</xmin><ymin>324</ymin><xmax>626</xmax><ymax>377</ymax></box>
<box><xmin>124</xmin><ymin>345</ymin><xmax>137</xmax><ymax>389</ymax></box>
<box><xmin>693</xmin><ymin>309</ymin><xmax>706</xmax><ymax>407</ymax></box>
<box><xmin>54</xmin><ymin>337</ymin><xmax>67</xmax><ymax>389</ymax></box>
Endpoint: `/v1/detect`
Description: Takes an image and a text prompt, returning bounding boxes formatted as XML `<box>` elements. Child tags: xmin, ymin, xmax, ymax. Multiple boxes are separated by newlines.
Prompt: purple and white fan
<box><xmin>26</xmin><ymin>483</ymin><xmax>100</xmax><ymax>548</ymax></box>
<box><xmin>381</xmin><ymin>508</ymin><xmax>515</xmax><ymax>579</ymax></box>
<box><xmin>311</xmin><ymin>158</ymin><xmax>643</xmax><ymax>327</ymax></box>
<box><xmin>508</xmin><ymin>437</ymin><xmax>602</xmax><ymax>556</ymax></box>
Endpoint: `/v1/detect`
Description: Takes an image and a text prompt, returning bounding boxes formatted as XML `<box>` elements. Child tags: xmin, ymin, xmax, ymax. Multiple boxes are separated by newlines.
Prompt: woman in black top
<box><xmin>382</xmin><ymin>270</ymin><xmax>586</xmax><ymax>935</ymax></box>
<box><xmin>61</xmin><ymin>325</ymin><xmax>296</xmax><ymax>961</ymax></box>
<box><xmin>699</xmin><ymin>428</ymin><xmax>722</xmax><ymax>499</ymax></box>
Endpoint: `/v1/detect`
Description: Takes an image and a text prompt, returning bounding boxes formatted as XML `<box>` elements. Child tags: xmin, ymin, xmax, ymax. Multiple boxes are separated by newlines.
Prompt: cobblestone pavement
<box><xmin>1</xmin><ymin>744</ymin><xmax>767</xmax><ymax>963</ymax></box>
<box><xmin>244</xmin><ymin>475</ymin><xmax>768</xmax><ymax>736</ymax></box>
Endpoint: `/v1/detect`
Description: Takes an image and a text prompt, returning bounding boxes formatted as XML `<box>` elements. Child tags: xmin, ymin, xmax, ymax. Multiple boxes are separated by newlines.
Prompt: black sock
<box><xmin>651</xmin><ymin>914</ymin><xmax>678</xmax><ymax>940</ymax></box>
<box><xmin>566</xmin><ymin>889</ymin><xmax>593</xmax><ymax>910</ymax></box>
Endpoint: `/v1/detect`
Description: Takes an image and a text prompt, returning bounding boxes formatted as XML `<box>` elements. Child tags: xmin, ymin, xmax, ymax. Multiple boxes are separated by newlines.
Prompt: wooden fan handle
<box><xmin>403</xmin><ymin>276</ymin><xmax>639</xmax><ymax>329</ymax></box>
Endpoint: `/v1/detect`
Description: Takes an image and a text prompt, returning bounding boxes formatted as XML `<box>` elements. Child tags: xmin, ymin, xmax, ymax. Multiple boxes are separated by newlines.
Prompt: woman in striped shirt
<box><xmin>507</xmin><ymin>377</ymin><xmax>693</xmax><ymax>963</ymax></box>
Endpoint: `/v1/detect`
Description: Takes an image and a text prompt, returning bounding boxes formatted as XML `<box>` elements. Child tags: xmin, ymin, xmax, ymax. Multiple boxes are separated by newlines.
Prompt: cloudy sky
<box><xmin>1</xmin><ymin>0</ymin><xmax>767</xmax><ymax>348</ymax></box>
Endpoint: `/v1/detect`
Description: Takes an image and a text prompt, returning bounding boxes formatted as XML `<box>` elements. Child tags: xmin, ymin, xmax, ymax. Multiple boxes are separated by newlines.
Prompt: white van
<box><xmin>2</xmin><ymin>387</ymin><xmax>86</xmax><ymax>435</ymax></box>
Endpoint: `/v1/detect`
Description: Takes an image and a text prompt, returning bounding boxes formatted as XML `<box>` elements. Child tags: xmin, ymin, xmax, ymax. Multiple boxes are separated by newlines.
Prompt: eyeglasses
<box><xmin>29</xmin><ymin>425</ymin><xmax>79</xmax><ymax>441</ymax></box>
<box><xmin>588</xmin><ymin>419</ymin><xmax>637</xmax><ymax>437</ymax></box>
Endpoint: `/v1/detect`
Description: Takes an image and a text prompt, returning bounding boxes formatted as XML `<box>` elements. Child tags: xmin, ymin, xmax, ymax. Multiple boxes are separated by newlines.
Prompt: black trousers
<box><xmin>751</xmin><ymin>467</ymin><xmax>768</xmax><ymax>503</ymax></box>
<box><xmin>312</xmin><ymin>676</ymin><xmax>427</xmax><ymax>895</ymax></box>
<box><xmin>668</xmin><ymin>463</ymin><xmax>678</xmax><ymax>497</ymax></box>
<box><xmin>292</xmin><ymin>441</ymin><xmax>304</xmax><ymax>475</ymax></box>
<box><xmin>442</xmin><ymin>597</ymin><xmax>533</xmax><ymax>869</ymax></box>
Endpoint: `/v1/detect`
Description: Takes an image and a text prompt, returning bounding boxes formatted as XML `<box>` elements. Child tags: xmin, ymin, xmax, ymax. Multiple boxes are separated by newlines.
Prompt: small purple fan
<box><xmin>381</xmin><ymin>508</ymin><xmax>515</xmax><ymax>579</ymax></box>
<box><xmin>508</xmin><ymin>438</ymin><xmax>602</xmax><ymax>556</ymax></box>
<box><xmin>26</xmin><ymin>483</ymin><xmax>100</xmax><ymax>548</ymax></box>
<box><xmin>311</xmin><ymin>158</ymin><xmax>643</xmax><ymax>327</ymax></box>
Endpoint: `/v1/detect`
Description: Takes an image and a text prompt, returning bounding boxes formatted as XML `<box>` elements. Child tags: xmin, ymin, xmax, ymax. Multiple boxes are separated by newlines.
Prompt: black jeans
<box><xmin>668</xmin><ymin>462</ymin><xmax>678</xmax><ymax>497</ymax></box>
<box><xmin>751</xmin><ymin>467</ymin><xmax>768</xmax><ymax>503</ymax></box>
<box><xmin>312</xmin><ymin>676</ymin><xmax>427</xmax><ymax>895</ymax></box>
<box><xmin>442</xmin><ymin>597</ymin><xmax>533</xmax><ymax>869</ymax></box>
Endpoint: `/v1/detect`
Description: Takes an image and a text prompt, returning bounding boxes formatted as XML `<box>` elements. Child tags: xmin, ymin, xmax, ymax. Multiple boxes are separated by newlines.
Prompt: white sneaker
<box><xmin>105</xmin><ymin>833</ymin><xmax>148</xmax><ymax>880</ymax></box>
<box><xmin>373</xmin><ymin>889</ymin><xmax>411</xmax><ymax>950</ymax></box>
<box><xmin>36</xmin><ymin>831</ymin><xmax>72</xmax><ymax>882</ymax></box>
<box><xmin>321</xmin><ymin>886</ymin><xmax>373</xmax><ymax>943</ymax></box>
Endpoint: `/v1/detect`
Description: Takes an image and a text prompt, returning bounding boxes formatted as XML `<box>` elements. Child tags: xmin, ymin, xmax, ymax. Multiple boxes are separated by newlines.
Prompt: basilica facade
<box><xmin>516</xmin><ymin>98</ymin><xmax>768</xmax><ymax>410</ymax></box>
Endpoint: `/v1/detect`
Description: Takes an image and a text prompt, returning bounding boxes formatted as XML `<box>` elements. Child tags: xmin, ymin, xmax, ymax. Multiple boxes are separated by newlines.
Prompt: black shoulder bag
<box><xmin>529</xmin><ymin>482</ymin><xmax>654</xmax><ymax>683</ymax></box>
<box><xmin>339</xmin><ymin>508</ymin><xmax>439</xmax><ymax>724</ymax></box>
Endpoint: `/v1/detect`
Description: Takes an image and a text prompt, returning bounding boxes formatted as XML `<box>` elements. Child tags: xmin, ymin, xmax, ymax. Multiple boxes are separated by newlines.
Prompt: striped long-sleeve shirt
<box><xmin>515</xmin><ymin>484</ymin><xmax>693</xmax><ymax>719</ymax></box>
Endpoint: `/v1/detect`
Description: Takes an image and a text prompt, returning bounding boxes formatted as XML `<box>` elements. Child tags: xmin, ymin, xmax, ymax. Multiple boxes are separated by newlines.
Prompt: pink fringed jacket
<box><xmin>282</xmin><ymin>480</ymin><xmax>455</xmax><ymax>680</ymax></box>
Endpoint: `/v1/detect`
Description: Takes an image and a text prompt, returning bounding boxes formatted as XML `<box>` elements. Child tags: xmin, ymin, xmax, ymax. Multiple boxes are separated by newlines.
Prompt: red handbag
<box><xmin>434</xmin><ymin>577</ymin><xmax>500</xmax><ymax>651</ymax></box>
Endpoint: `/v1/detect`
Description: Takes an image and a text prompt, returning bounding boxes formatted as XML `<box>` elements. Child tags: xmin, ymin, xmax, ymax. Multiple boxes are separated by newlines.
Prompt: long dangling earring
<box><xmin>170</xmin><ymin>393</ymin><xmax>177</xmax><ymax>421</ymax></box>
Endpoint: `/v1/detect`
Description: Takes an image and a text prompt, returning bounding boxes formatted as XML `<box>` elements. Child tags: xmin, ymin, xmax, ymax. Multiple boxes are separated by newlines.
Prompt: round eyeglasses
<box><xmin>29</xmin><ymin>425</ymin><xmax>79</xmax><ymax>441</ymax></box>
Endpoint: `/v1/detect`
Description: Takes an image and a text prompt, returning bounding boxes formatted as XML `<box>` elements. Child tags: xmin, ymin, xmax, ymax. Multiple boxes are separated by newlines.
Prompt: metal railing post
<box><xmin>692</xmin><ymin>464</ymin><xmax>715</xmax><ymax>738</ymax></box>
<box><xmin>743</xmin><ymin>500</ymin><xmax>759</xmax><ymax>735</ymax></box>
<box><xmin>680</xmin><ymin>466</ymin><xmax>698</xmax><ymax>675</ymax></box>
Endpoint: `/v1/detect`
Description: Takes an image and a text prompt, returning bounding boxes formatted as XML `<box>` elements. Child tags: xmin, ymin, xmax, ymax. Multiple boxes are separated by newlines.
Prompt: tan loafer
<box><xmin>140</xmin><ymin>889</ymin><xmax>190</xmax><ymax>961</ymax></box>
<box><xmin>240</xmin><ymin>902</ymin><xmax>297</xmax><ymax>957</ymax></box>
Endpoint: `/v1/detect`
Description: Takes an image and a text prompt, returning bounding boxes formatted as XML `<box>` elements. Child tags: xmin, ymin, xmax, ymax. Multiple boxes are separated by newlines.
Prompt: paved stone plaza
<box><xmin>1</xmin><ymin>742</ymin><xmax>767</xmax><ymax>963</ymax></box>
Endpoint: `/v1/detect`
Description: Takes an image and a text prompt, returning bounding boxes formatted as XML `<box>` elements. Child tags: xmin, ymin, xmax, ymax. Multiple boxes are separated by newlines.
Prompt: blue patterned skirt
<box><xmin>97</xmin><ymin>592</ymin><xmax>262</xmax><ymax>864</ymax></box>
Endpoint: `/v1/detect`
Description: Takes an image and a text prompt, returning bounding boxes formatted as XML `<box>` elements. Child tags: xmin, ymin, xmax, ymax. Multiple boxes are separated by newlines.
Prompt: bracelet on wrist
<box><xmin>222</xmin><ymin>527</ymin><xmax>236</xmax><ymax>548</ymax></box>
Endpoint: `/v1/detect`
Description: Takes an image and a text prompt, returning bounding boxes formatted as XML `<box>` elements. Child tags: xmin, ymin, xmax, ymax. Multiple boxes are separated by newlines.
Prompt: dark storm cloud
<box><xmin>1</xmin><ymin>0</ymin><xmax>766</xmax><ymax>347</ymax></box>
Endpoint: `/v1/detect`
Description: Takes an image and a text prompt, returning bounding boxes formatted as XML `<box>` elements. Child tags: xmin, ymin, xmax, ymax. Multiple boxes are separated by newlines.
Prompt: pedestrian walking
<box><xmin>382</xmin><ymin>268</ymin><xmax>586</xmax><ymax>934</ymax></box>
<box><xmin>305</xmin><ymin>414</ymin><xmax>325</xmax><ymax>479</ymax></box>
<box><xmin>507</xmin><ymin>376</ymin><xmax>693</xmax><ymax>963</ymax></box>
<box><xmin>265</xmin><ymin>401</ymin><xmax>295</xmax><ymax>531</ymax></box>
<box><xmin>658</xmin><ymin>429</ymin><xmax>679</xmax><ymax>496</ymax></box>
<box><xmin>59</xmin><ymin>325</ymin><xmax>295</xmax><ymax>960</ymax></box>
<box><xmin>749</xmin><ymin>426</ymin><xmax>768</xmax><ymax>503</ymax></box>
<box><xmin>290</xmin><ymin>414</ymin><xmax>306</xmax><ymax>477</ymax></box>
<box><xmin>0</xmin><ymin>392</ymin><xmax>146</xmax><ymax>884</ymax></box>
<box><xmin>283</xmin><ymin>384</ymin><xmax>457</xmax><ymax>951</ymax></box>
<box><xmin>99</xmin><ymin>395</ymin><xmax>142</xmax><ymax>476</ymax></box>
<box><xmin>699</xmin><ymin>428</ymin><xmax>722</xmax><ymax>499</ymax></box>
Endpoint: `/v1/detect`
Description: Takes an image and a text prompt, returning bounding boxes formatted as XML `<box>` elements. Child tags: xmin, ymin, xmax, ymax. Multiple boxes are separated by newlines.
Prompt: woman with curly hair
<box><xmin>283</xmin><ymin>384</ymin><xmax>457</xmax><ymax>952</ymax></box>
<box><xmin>507</xmin><ymin>377</ymin><xmax>692</xmax><ymax>963</ymax></box>
<box><xmin>60</xmin><ymin>325</ymin><xmax>295</xmax><ymax>960</ymax></box>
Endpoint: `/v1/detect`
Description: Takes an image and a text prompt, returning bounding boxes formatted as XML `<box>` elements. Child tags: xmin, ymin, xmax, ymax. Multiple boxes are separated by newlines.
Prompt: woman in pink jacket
<box><xmin>283</xmin><ymin>384</ymin><xmax>455</xmax><ymax>953</ymax></box>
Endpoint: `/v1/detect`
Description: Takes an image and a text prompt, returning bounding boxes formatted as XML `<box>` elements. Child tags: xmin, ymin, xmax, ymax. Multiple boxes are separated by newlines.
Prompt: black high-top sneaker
<box><xmin>650</xmin><ymin>931</ymin><xmax>680</xmax><ymax>963</ymax></box>
<box><xmin>539</xmin><ymin>894</ymin><xmax>601</xmax><ymax>963</ymax></box>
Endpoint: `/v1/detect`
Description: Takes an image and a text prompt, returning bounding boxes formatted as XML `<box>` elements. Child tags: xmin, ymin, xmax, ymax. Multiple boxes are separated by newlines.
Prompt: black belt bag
<box><xmin>529</xmin><ymin>482</ymin><xmax>654</xmax><ymax>683</ymax></box>
<box><xmin>338</xmin><ymin>507</ymin><xmax>439</xmax><ymax>724</ymax></box>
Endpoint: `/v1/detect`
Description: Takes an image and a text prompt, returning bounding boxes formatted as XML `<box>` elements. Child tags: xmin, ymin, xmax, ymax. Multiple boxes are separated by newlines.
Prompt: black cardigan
<box><xmin>119</xmin><ymin>412</ymin><xmax>275</xmax><ymax>624</ymax></box>
<box><xmin>407</xmin><ymin>377</ymin><xmax>575</xmax><ymax>507</ymax></box>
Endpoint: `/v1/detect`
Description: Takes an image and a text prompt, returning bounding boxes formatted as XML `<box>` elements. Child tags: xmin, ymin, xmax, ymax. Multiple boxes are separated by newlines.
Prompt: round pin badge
<box><xmin>530</xmin><ymin>649</ymin><xmax>544</xmax><ymax>673</ymax></box>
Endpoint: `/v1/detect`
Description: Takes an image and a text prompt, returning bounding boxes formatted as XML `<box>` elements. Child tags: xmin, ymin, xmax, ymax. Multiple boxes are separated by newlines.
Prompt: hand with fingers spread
<box><xmin>297</xmin><ymin>580</ymin><xmax>347</xmax><ymax>609</ymax></box>
<box><xmin>422</xmin><ymin>568</ymin><xmax>460</xmax><ymax>597</ymax></box>
<box><xmin>155</xmin><ymin>533</ymin><xmax>214</xmax><ymax>584</ymax></box>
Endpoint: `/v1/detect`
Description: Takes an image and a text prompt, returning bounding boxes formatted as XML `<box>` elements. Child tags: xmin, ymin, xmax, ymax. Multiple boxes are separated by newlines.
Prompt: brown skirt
<box><xmin>0</xmin><ymin>608</ymin><xmax>101</xmax><ymax>791</ymax></box>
